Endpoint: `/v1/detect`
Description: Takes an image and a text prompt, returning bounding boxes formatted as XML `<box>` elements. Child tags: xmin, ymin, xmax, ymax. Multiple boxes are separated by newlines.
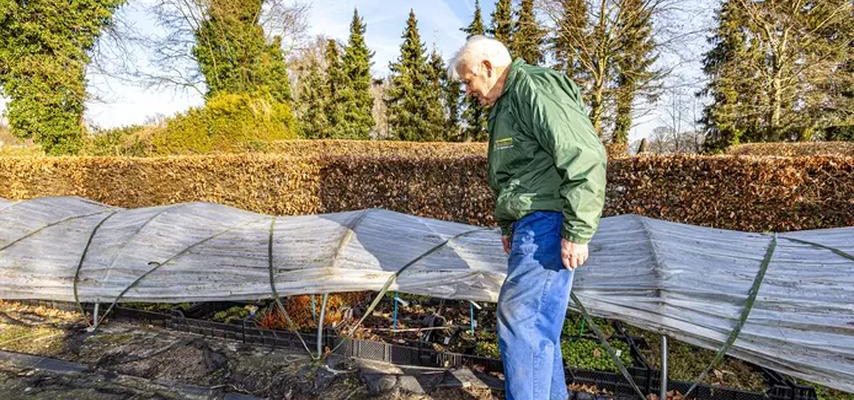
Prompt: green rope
<box><xmin>775</xmin><ymin>235</ymin><xmax>854</xmax><ymax>262</ymax></box>
<box><xmin>571</xmin><ymin>292</ymin><xmax>647</xmax><ymax>400</ymax></box>
<box><xmin>0</xmin><ymin>210</ymin><xmax>111</xmax><ymax>252</ymax></box>
<box><xmin>73</xmin><ymin>210</ymin><xmax>119</xmax><ymax>327</ymax></box>
<box><xmin>329</xmin><ymin>227</ymin><xmax>488</xmax><ymax>356</ymax></box>
<box><xmin>92</xmin><ymin>217</ymin><xmax>265</xmax><ymax>331</ymax></box>
<box><xmin>267</xmin><ymin>216</ymin><xmax>315</xmax><ymax>357</ymax></box>
<box><xmin>684</xmin><ymin>233</ymin><xmax>777</xmax><ymax>398</ymax></box>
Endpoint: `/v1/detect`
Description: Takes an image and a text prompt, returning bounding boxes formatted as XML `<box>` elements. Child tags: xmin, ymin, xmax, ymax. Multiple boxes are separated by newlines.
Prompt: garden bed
<box><xmin>101</xmin><ymin>294</ymin><xmax>841</xmax><ymax>400</ymax></box>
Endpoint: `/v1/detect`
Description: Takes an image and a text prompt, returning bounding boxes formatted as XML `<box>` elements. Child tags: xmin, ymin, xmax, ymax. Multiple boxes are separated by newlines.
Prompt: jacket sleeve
<box><xmin>489</xmin><ymin>186</ymin><xmax>514</xmax><ymax>237</ymax></box>
<box><xmin>515</xmin><ymin>81</ymin><xmax>607</xmax><ymax>244</ymax></box>
<box><xmin>498</xmin><ymin>220</ymin><xmax>513</xmax><ymax>237</ymax></box>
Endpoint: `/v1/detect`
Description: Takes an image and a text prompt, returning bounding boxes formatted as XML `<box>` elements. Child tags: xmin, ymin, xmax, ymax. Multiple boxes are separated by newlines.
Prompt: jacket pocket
<box><xmin>495</xmin><ymin>181</ymin><xmax>537</xmax><ymax>222</ymax></box>
<box><xmin>495</xmin><ymin>181</ymin><xmax>519</xmax><ymax>222</ymax></box>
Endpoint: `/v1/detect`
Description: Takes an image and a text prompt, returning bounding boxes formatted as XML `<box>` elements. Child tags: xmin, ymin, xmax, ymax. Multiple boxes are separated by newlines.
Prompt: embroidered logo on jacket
<box><xmin>495</xmin><ymin>137</ymin><xmax>513</xmax><ymax>151</ymax></box>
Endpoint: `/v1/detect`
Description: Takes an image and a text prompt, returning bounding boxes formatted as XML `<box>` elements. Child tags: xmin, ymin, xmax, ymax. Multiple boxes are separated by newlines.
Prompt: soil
<box><xmin>0</xmin><ymin>301</ymin><xmax>501</xmax><ymax>400</ymax></box>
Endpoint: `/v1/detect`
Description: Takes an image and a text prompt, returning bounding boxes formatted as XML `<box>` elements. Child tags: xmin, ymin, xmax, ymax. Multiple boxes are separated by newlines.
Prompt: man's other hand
<box><xmin>561</xmin><ymin>239</ymin><xmax>588</xmax><ymax>270</ymax></box>
<box><xmin>501</xmin><ymin>235</ymin><xmax>511</xmax><ymax>254</ymax></box>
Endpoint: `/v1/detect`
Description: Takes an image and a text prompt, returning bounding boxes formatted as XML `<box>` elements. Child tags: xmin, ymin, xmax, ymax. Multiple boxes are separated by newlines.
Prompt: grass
<box><xmin>0</xmin><ymin>300</ymin><xmax>81</xmax><ymax>356</ymax></box>
<box><xmin>0</xmin><ymin>324</ymin><xmax>65</xmax><ymax>354</ymax></box>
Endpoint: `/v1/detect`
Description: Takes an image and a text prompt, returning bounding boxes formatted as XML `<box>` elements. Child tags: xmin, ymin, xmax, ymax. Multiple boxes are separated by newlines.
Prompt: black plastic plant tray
<box><xmin>103</xmin><ymin>304</ymin><xmax>818</xmax><ymax>400</ymax></box>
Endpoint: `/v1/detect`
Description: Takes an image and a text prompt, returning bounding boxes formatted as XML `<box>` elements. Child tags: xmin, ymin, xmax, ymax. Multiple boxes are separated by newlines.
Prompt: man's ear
<box><xmin>483</xmin><ymin>59</ymin><xmax>493</xmax><ymax>77</ymax></box>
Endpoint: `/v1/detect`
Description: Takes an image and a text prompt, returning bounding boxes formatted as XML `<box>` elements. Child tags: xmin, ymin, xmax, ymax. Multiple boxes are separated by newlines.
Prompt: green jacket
<box><xmin>487</xmin><ymin>59</ymin><xmax>607</xmax><ymax>244</ymax></box>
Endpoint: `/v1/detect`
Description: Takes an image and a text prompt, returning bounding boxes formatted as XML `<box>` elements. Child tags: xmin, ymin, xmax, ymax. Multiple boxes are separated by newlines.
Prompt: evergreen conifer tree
<box><xmin>442</xmin><ymin>70</ymin><xmax>463</xmax><ymax>141</ymax></box>
<box><xmin>429</xmin><ymin>49</ymin><xmax>462</xmax><ymax>141</ymax></box>
<box><xmin>426</xmin><ymin>49</ymin><xmax>450</xmax><ymax>140</ymax></box>
<box><xmin>386</xmin><ymin>10</ymin><xmax>445</xmax><ymax>141</ymax></box>
<box><xmin>193</xmin><ymin>0</ymin><xmax>291</xmax><ymax>103</ymax></box>
<box><xmin>511</xmin><ymin>0</ymin><xmax>545</xmax><ymax>65</ymax></box>
<box><xmin>338</xmin><ymin>9</ymin><xmax>375</xmax><ymax>139</ymax></box>
<box><xmin>699</xmin><ymin>0</ymin><xmax>754</xmax><ymax>151</ymax></box>
<box><xmin>461</xmin><ymin>0</ymin><xmax>486</xmax><ymax>38</ymax></box>
<box><xmin>323</xmin><ymin>39</ymin><xmax>345</xmax><ymax>137</ymax></box>
<box><xmin>489</xmin><ymin>0</ymin><xmax>514</xmax><ymax>46</ymax></box>
<box><xmin>459</xmin><ymin>0</ymin><xmax>489</xmax><ymax>141</ymax></box>
<box><xmin>296</xmin><ymin>59</ymin><xmax>329</xmax><ymax>138</ymax></box>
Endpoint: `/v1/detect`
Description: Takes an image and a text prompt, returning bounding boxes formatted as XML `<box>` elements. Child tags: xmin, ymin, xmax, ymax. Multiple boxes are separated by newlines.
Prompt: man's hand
<box><xmin>501</xmin><ymin>235</ymin><xmax>511</xmax><ymax>255</ymax></box>
<box><xmin>561</xmin><ymin>239</ymin><xmax>588</xmax><ymax>270</ymax></box>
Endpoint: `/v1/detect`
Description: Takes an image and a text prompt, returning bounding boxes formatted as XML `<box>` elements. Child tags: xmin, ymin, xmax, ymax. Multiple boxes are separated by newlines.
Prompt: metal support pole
<box><xmin>468</xmin><ymin>301</ymin><xmax>481</xmax><ymax>335</ymax></box>
<box><xmin>469</xmin><ymin>303</ymin><xmax>475</xmax><ymax>335</ymax></box>
<box><xmin>660</xmin><ymin>334</ymin><xmax>668</xmax><ymax>400</ymax></box>
<box><xmin>310</xmin><ymin>295</ymin><xmax>317</xmax><ymax>321</ymax></box>
<box><xmin>317</xmin><ymin>293</ymin><xmax>329</xmax><ymax>359</ymax></box>
<box><xmin>88</xmin><ymin>302</ymin><xmax>100</xmax><ymax>332</ymax></box>
<box><xmin>392</xmin><ymin>292</ymin><xmax>399</xmax><ymax>330</ymax></box>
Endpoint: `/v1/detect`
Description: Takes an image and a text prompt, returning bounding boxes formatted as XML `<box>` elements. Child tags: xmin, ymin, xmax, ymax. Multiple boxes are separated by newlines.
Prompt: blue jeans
<box><xmin>498</xmin><ymin>211</ymin><xmax>575</xmax><ymax>400</ymax></box>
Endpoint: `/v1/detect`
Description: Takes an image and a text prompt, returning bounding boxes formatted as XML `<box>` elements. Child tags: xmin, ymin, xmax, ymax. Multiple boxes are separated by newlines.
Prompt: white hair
<box><xmin>447</xmin><ymin>35</ymin><xmax>512</xmax><ymax>80</ymax></box>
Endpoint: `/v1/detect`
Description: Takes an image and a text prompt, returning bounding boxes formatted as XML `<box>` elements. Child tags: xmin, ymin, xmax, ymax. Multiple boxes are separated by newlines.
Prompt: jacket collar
<box><xmin>488</xmin><ymin>59</ymin><xmax>525</xmax><ymax>123</ymax></box>
<box><xmin>498</xmin><ymin>58</ymin><xmax>525</xmax><ymax>99</ymax></box>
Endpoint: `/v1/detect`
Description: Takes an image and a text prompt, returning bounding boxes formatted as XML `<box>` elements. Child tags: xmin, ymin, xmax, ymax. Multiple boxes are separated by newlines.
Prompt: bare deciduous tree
<box><xmin>735</xmin><ymin>0</ymin><xmax>851</xmax><ymax>140</ymax></box>
<box><xmin>89</xmin><ymin>0</ymin><xmax>308</xmax><ymax>97</ymax></box>
<box><xmin>542</xmin><ymin>0</ymin><xmax>712</xmax><ymax>142</ymax></box>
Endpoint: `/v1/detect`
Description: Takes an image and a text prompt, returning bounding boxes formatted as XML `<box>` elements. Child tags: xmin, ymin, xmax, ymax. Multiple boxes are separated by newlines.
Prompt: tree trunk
<box><xmin>637</xmin><ymin>137</ymin><xmax>648</xmax><ymax>153</ymax></box>
<box><xmin>613</xmin><ymin>85</ymin><xmax>633</xmax><ymax>144</ymax></box>
<box><xmin>767</xmin><ymin>28</ymin><xmax>788</xmax><ymax>141</ymax></box>
<box><xmin>590</xmin><ymin>84</ymin><xmax>605</xmax><ymax>136</ymax></box>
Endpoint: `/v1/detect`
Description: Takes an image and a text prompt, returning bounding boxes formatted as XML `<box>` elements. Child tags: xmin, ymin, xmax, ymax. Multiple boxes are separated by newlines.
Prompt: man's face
<box><xmin>457</xmin><ymin>60</ymin><xmax>500</xmax><ymax>106</ymax></box>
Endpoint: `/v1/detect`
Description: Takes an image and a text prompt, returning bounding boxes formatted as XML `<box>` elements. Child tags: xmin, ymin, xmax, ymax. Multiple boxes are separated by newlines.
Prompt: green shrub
<box><xmin>562</xmin><ymin>337</ymin><xmax>632</xmax><ymax>372</ymax></box>
<box><xmin>151</xmin><ymin>91</ymin><xmax>298</xmax><ymax>155</ymax></box>
<box><xmin>81</xmin><ymin>124</ymin><xmax>153</xmax><ymax>157</ymax></box>
<box><xmin>473</xmin><ymin>330</ymin><xmax>501</xmax><ymax>359</ymax></box>
<box><xmin>211</xmin><ymin>305</ymin><xmax>251</xmax><ymax>324</ymax></box>
<box><xmin>562</xmin><ymin>313</ymin><xmax>615</xmax><ymax>338</ymax></box>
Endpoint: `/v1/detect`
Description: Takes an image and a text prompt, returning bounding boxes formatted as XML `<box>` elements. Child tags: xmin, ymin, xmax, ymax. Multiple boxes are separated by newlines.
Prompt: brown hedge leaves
<box><xmin>606</xmin><ymin>154</ymin><xmax>853</xmax><ymax>232</ymax></box>
<box><xmin>727</xmin><ymin>142</ymin><xmax>854</xmax><ymax>157</ymax></box>
<box><xmin>1</xmin><ymin>142</ymin><xmax>851</xmax><ymax>233</ymax></box>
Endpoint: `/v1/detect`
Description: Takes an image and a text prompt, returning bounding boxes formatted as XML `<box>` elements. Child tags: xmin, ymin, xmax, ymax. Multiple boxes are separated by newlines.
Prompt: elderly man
<box><xmin>449</xmin><ymin>36</ymin><xmax>607</xmax><ymax>400</ymax></box>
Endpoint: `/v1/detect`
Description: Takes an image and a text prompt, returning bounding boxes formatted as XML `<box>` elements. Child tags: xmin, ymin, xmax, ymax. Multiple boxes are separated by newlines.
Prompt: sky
<box><xmin>0</xmin><ymin>0</ymin><xmax>715</xmax><ymax>143</ymax></box>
